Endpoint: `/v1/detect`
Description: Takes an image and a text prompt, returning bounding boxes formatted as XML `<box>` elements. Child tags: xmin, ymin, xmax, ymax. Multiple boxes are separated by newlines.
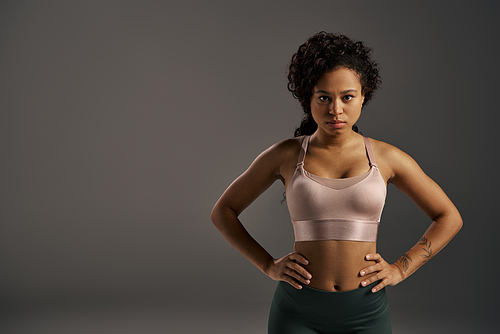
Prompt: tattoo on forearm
<box><xmin>419</xmin><ymin>236</ymin><xmax>433</xmax><ymax>263</ymax></box>
<box><xmin>400</xmin><ymin>253</ymin><xmax>412</xmax><ymax>273</ymax></box>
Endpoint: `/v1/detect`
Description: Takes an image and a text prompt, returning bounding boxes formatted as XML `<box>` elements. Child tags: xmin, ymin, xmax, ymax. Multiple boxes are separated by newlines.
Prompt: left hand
<box><xmin>359</xmin><ymin>253</ymin><xmax>404</xmax><ymax>293</ymax></box>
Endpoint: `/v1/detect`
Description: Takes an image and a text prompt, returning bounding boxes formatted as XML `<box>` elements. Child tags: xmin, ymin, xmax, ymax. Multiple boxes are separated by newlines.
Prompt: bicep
<box><xmin>389</xmin><ymin>150</ymin><xmax>456</xmax><ymax>220</ymax></box>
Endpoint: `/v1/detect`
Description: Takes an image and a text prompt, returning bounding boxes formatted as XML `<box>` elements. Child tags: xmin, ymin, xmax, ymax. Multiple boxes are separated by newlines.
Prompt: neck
<box><xmin>311</xmin><ymin>129</ymin><xmax>359</xmax><ymax>148</ymax></box>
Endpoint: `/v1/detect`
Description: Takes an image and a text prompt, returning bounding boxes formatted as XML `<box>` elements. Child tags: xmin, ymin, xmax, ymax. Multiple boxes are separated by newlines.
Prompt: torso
<box><xmin>293</xmin><ymin>240</ymin><xmax>377</xmax><ymax>291</ymax></box>
<box><xmin>280</xmin><ymin>133</ymin><xmax>390</xmax><ymax>292</ymax></box>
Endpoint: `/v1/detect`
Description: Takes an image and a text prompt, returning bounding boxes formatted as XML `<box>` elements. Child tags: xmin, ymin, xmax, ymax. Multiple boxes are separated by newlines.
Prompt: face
<box><xmin>310</xmin><ymin>67</ymin><xmax>365</xmax><ymax>136</ymax></box>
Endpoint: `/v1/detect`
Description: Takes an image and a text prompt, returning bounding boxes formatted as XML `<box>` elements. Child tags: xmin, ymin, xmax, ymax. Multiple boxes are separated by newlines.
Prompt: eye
<box><xmin>319</xmin><ymin>96</ymin><xmax>330</xmax><ymax>102</ymax></box>
<box><xmin>343</xmin><ymin>95</ymin><xmax>354</xmax><ymax>101</ymax></box>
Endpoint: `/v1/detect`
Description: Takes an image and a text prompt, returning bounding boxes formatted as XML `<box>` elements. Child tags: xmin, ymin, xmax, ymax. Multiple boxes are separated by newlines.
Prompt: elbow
<box><xmin>455</xmin><ymin>213</ymin><xmax>463</xmax><ymax>234</ymax></box>
<box><xmin>447</xmin><ymin>210</ymin><xmax>463</xmax><ymax>236</ymax></box>
<box><xmin>434</xmin><ymin>209</ymin><xmax>463</xmax><ymax>236</ymax></box>
<box><xmin>210</xmin><ymin>203</ymin><xmax>221</xmax><ymax>228</ymax></box>
<box><xmin>211</xmin><ymin>195</ymin><xmax>242</xmax><ymax>235</ymax></box>
<box><xmin>210</xmin><ymin>201</ymin><xmax>234</xmax><ymax>230</ymax></box>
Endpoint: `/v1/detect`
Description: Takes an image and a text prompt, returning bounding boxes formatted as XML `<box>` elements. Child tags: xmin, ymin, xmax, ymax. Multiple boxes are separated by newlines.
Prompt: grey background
<box><xmin>1</xmin><ymin>0</ymin><xmax>498</xmax><ymax>333</ymax></box>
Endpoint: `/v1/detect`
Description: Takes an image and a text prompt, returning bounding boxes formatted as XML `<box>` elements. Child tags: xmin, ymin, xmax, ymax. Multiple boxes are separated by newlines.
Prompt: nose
<box><xmin>328</xmin><ymin>99</ymin><xmax>343</xmax><ymax>115</ymax></box>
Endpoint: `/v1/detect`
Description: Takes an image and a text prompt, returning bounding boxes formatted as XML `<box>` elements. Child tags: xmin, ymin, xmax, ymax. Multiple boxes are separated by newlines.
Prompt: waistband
<box><xmin>273</xmin><ymin>280</ymin><xmax>388</xmax><ymax>320</ymax></box>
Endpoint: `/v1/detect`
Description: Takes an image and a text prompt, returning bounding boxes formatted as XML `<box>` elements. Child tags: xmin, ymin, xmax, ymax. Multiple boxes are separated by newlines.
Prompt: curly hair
<box><xmin>288</xmin><ymin>32</ymin><xmax>381</xmax><ymax>137</ymax></box>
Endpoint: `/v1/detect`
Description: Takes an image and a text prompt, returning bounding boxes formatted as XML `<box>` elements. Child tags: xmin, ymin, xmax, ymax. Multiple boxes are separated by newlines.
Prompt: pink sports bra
<box><xmin>286</xmin><ymin>135</ymin><xmax>387</xmax><ymax>243</ymax></box>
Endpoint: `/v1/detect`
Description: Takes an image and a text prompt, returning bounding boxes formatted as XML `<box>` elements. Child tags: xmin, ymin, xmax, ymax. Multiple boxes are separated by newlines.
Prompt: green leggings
<box><xmin>268</xmin><ymin>281</ymin><xmax>392</xmax><ymax>333</ymax></box>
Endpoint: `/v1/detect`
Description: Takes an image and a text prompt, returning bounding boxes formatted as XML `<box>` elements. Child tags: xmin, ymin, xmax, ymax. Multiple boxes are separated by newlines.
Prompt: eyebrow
<box><xmin>314</xmin><ymin>89</ymin><xmax>358</xmax><ymax>95</ymax></box>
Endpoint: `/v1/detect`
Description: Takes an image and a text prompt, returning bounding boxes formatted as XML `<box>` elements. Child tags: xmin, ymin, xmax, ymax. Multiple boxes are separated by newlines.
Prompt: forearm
<box><xmin>211</xmin><ymin>206</ymin><xmax>273</xmax><ymax>275</ymax></box>
<box><xmin>394</xmin><ymin>214</ymin><xmax>462</xmax><ymax>279</ymax></box>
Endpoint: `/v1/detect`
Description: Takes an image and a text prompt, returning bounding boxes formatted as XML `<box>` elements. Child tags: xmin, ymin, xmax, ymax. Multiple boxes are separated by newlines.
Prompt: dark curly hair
<box><xmin>288</xmin><ymin>32</ymin><xmax>381</xmax><ymax>137</ymax></box>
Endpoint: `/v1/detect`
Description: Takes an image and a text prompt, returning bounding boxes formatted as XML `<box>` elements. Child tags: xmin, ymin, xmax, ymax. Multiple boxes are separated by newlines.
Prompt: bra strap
<box><xmin>297</xmin><ymin>135</ymin><xmax>310</xmax><ymax>166</ymax></box>
<box><xmin>363</xmin><ymin>136</ymin><xmax>378</xmax><ymax>167</ymax></box>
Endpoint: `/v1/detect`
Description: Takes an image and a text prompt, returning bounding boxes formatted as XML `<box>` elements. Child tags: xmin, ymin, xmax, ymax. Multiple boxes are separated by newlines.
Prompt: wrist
<box><xmin>393</xmin><ymin>262</ymin><xmax>406</xmax><ymax>280</ymax></box>
<box><xmin>262</xmin><ymin>257</ymin><xmax>275</xmax><ymax>276</ymax></box>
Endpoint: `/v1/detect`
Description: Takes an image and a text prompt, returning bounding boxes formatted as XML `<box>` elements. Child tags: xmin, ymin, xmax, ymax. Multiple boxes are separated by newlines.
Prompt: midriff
<box><xmin>293</xmin><ymin>240</ymin><xmax>377</xmax><ymax>292</ymax></box>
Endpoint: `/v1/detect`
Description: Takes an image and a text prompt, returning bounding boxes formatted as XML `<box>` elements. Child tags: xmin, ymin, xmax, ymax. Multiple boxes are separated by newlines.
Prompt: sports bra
<box><xmin>286</xmin><ymin>135</ymin><xmax>387</xmax><ymax>242</ymax></box>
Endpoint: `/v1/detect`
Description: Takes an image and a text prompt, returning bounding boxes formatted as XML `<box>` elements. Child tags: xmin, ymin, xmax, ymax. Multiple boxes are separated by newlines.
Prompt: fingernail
<box><xmin>305</xmin><ymin>280</ymin><xmax>310</xmax><ymax>284</ymax></box>
<box><xmin>372</xmin><ymin>288</ymin><xmax>377</xmax><ymax>293</ymax></box>
<box><xmin>307</xmin><ymin>274</ymin><xmax>312</xmax><ymax>279</ymax></box>
<box><xmin>362</xmin><ymin>281</ymin><xmax>366</xmax><ymax>286</ymax></box>
<box><xmin>360</xmin><ymin>271</ymin><xmax>365</xmax><ymax>276</ymax></box>
<box><xmin>366</xmin><ymin>255</ymin><xmax>371</xmax><ymax>260</ymax></box>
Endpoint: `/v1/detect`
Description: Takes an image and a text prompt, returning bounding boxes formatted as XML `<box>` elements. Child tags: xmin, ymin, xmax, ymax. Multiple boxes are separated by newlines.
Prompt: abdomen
<box><xmin>293</xmin><ymin>240</ymin><xmax>378</xmax><ymax>291</ymax></box>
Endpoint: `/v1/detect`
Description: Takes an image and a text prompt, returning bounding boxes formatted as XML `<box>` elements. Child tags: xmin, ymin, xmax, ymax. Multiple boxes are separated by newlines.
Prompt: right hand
<box><xmin>266</xmin><ymin>253</ymin><xmax>312</xmax><ymax>289</ymax></box>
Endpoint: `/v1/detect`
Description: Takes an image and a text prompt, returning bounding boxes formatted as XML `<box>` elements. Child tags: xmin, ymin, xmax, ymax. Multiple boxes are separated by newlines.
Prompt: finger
<box><xmin>288</xmin><ymin>253</ymin><xmax>309</xmax><ymax>266</ymax></box>
<box><xmin>285</xmin><ymin>267</ymin><xmax>311</xmax><ymax>285</ymax></box>
<box><xmin>371</xmin><ymin>280</ymin><xmax>387</xmax><ymax>293</ymax></box>
<box><xmin>360</xmin><ymin>263</ymin><xmax>384</xmax><ymax>276</ymax></box>
<box><xmin>284</xmin><ymin>276</ymin><xmax>303</xmax><ymax>289</ymax></box>
<box><xmin>361</xmin><ymin>272</ymin><xmax>380</xmax><ymax>287</ymax></box>
<box><xmin>287</xmin><ymin>262</ymin><xmax>312</xmax><ymax>280</ymax></box>
<box><xmin>359</xmin><ymin>266</ymin><xmax>372</xmax><ymax>276</ymax></box>
<box><xmin>365</xmin><ymin>253</ymin><xmax>382</xmax><ymax>262</ymax></box>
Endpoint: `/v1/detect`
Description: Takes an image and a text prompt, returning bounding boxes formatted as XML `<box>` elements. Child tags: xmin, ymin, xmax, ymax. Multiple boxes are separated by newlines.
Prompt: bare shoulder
<box><xmin>261</xmin><ymin>136</ymin><xmax>303</xmax><ymax>180</ymax></box>
<box><xmin>367</xmin><ymin>137</ymin><xmax>419</xmax><ymax>184</ymax></box>
<box><xmin>368</xmin><ymin>137</ymin><xmax>410</xmax><ymax>161</ymax></box>
<box><xmin>268</xmin><ymin>136</ymin><xmax>303</xmax><ymax>159</ymax></box>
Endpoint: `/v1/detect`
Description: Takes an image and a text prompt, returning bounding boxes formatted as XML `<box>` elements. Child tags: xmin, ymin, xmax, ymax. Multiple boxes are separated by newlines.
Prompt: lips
<box><xmin>327</xmin><ymin>120</ymin><xmax>346</xmax><ymax>128</ymax></box>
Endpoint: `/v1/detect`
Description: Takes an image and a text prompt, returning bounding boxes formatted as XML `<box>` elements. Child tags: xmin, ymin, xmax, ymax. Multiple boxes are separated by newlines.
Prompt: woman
<box><xmin>211</xmin><ymin>32</ymin><xmax>462</xmax><ymax>333</ymax></box>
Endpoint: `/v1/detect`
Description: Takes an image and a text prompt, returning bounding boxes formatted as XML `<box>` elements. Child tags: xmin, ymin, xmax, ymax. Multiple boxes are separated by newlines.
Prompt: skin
<box><xmin>211</xmin><ymin>67</ymin><xmax>462</xmax><ymax>293</ymax></box>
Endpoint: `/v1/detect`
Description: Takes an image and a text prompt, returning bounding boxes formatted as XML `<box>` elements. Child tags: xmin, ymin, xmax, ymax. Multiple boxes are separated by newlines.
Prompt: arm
<box><xmin>210</xmin><ymin>140</ymin><xmax>312</xmax><ymax>289</ymax></box>
<box><xmin>360</xmin><ymin>143</ymin><xmax>463</xmax><ymax>292</ymax></box>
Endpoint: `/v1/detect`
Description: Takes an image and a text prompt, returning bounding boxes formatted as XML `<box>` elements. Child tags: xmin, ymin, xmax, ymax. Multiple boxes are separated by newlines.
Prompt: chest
<box><xmin>303</xmin><ymin>146</ymin><xmax>371</xmax><ymax>179</ymax></box>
